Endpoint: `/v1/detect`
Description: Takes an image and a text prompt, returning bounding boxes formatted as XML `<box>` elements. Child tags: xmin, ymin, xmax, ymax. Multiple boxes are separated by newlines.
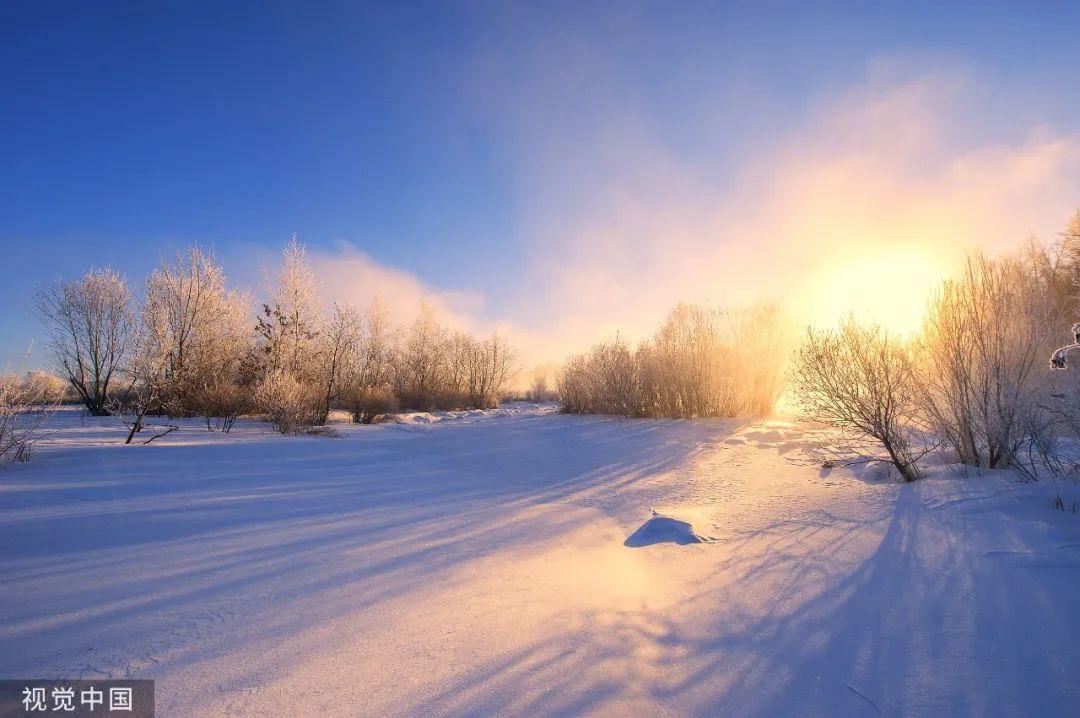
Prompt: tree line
<box><xmin>31</xmin><ymin>239</ymin><xmax>517</xmax><ymax>438</ymax></box>
<box><xmin>558</xmin><ymin>303</ymin><xmax>788</xmax><ymax>419</ymax></box>
<box><xmin>555</xmin><ymin>212</ymin><xmax>1080</xmax><ymax>484</ymax></box>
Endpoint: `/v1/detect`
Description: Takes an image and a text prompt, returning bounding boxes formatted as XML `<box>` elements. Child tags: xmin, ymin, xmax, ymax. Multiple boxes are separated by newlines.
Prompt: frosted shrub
<box><xmin>558</xmin><ymin>303</ymin><xmax>786</xmax><ymax>419</ymax></box>
<box><xmin>0</xmin><ymin>375</ymin><xmax>51</xmax><ymax>462</ymax></box>
<box><xmin>255</xmin><ymin>370</ymin><xmax>321</xmax><ymax>434</ymax></box>
<box><xmin>345</xmin><ymin>386</ymin><xmax>399</xmax><ymax>424</ymax></box>
<box><xmin>917</xmin><ymin>253</ymin><xmax>1056</xmax><ymax>470</ymax></box>
<box><xmin>557</xmin><ymin>340</ymin><xmax>639</xmax><ymax>416</ymax></box>
<box><xmin>791</xmin><ymin>318</ymin><xmax>924</xmax><ymax>482</ymax></box>
<box><xmin>194</xmin><ymin>379</ymin><xmax>252</xmax><ymax>432</ymax></box>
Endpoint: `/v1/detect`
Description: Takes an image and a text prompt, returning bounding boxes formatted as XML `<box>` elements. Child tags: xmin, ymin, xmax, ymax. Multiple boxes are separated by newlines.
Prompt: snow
<box><xmin>2</xmin><ymin>407</ymin><xmax>1080</xmax><ymax>716</ymax></box>
<box><xmin>623</xmin><ymin>511</ymin><xmax>710</xmax><ymax>547</ymax></box>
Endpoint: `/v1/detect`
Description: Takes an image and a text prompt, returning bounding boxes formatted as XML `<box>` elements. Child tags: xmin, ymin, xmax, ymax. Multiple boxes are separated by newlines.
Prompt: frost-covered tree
<box><xmin>792</xmin><ymin>318</ymin><xmax>924</xmax><ymax>482</ymax></box>
<box><xmin>258</xmin><ymin>237</ymin><xmax>321</xmax><ymax>378</ymax></box>
<box><xmin>314</xmin><ymin>300</ymin><xmax>361</xmax><ymax>425</ymax></box>
<box><xmin>35</xmin><ymin>268</ymin><xmax>134</xmax><ymax>415</ymax></box>
<box><xmin>464</xmin><ymin>333</ymin><xmax>517</xmax><ymax>409</ymax></box>
<box><xmin>143</xmin><ymin>245</ymin><xmax>253</xmax><ymax>416</ymax></box>
<box><xmin>344</xmin><ymin>297</ymin><xmax>399</xmax><ymax>423</ymax></box>
<box><xmin>111</xmin><ymin>320</ymin><xmax>178</xmax><ymax>445</ymax></box>
<box><xmin>354</xmin><ymin>297</ymin><xmax>395</xmax><ymax>389</ymax></box>
<box><xmin>1049</xmin><ymin>324</ymin><xmax>1080</xmax><ymax>370</ymax></box>
<box><xmin>394</xmin><ymin>304</ymin><xmax>448</xmax><ymax>407</ymax></box>
<box><xmin>558</xmin><ymin>303</ymin><xmax>785</xmax><ymax>419</ymax></box>
<box><xmin>918</xmin><ymin>254</ymin><xmax>1054</xmax><ymax>469</ymax></box>
<box><xmin>0</xmin><ymin>373</ymin><xmax>52</xmax><ymax>462</ymax></box>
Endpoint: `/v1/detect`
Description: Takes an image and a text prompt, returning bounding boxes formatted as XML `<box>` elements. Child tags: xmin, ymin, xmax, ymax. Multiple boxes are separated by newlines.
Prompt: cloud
<box><xmin>307</xmin><ymin>242</ymin><xmax>486</xmax><ymax>331</ymax></box>
<box><xmin>306</xmin><ymin>243</ymin><xmax>551</xmax><ymax>382</ymax></box>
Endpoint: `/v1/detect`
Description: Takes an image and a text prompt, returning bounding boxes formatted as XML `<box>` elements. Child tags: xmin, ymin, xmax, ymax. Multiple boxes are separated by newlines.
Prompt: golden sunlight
<box><xmin>803</xmin><ymin>245</ymin><xmax>952</xmax><ymax>336</ymax></box>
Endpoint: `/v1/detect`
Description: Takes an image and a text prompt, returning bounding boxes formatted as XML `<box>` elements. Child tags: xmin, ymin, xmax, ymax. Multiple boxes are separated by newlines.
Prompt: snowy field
<box><xmin>3</xmin><ymin>406</ymin><xmax>1080</xmax><ymax>717</ymax></box>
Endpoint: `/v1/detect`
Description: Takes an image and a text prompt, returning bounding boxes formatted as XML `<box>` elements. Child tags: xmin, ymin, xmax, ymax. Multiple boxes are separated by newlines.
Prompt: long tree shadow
<box><xmin>0</xmin><ymin>412</ymin><xmax>744</xmax><ymax>683</ymax></box>
<box><xmin>393</xmin><ymin>481</ymin><xmax>1080</xmax><ymax>716</ymax></box>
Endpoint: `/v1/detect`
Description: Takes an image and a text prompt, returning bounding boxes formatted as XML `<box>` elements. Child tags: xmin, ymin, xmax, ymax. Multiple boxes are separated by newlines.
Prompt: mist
<box><xmin>304</xmin><ymin>56</ymin><xmax>1080</xmax><ymax>376</ymax></box>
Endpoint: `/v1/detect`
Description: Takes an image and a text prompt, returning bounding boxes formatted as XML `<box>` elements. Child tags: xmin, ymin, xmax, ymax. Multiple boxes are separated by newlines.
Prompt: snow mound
<box><xmin>624</xmin><ymin>511</ymin><xmax>708</xmax><ymax>547</ymax></box>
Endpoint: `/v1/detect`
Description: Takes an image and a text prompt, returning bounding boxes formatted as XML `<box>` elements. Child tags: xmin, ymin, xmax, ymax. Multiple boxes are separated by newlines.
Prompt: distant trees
<box><xmin>142</xmin><ymin>245</ymin><xmax>253</xmax><ymax>419</ymax></box>
<box><xmin>315</xmin><ymin>301</ymin><xmax>361</xmax><ymax>425</ymax></box>
<box><xmin>35</xmin><ymin>268</ymin><xmax>134</xmax><ymax>415</ymax></box>
<box><xmin>526</xmin><ymin>374</ymin><xmax>558</xmax><ymax>403</ymax></box>
<box><xmin>34</xmin><ymin>238</ymin><xmax>520</xmax><ymax>437</ymax></box>
<box><xmin>559</xmin><ymin>303</ymin><xmax>786</xmax><ymax>419</ymax></box>
<box><xmin>388</xmin><ymin>306</ymin><xmax>518</xmax><ymax>412</ymax></box>
<box><xmin>13</xmin><ymin>371</ymin><xmax>69</xmax><ymax>405</ymax></box>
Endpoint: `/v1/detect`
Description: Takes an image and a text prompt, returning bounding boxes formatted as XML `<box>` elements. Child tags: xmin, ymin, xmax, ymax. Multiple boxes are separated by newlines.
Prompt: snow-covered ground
<box><xmin>3</xmin><ymin>406</ymin><xmax>1080</xmax><ymax>716</ymax></box>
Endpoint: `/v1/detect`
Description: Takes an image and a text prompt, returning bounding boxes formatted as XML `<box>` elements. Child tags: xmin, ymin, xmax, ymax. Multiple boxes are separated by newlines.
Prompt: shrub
<box><xmin>194</xmin><ymin>379</ymin><xmax>252</xmax><ymax>432</ymax></box>
<box><xmin>255</xmin><ymin>370</ymin><xmax>321</xmax><ymax>434</ymax></box>
<box><xmin>791</xmin><ymin>318</ymin><xmax>924</xmax><ymax>482</ymax></box>
<box><xmin>345</xmin><ymin>386</ymin><xmax>399</xmax><ymax>424</ymax></box>
<box><xmin>558</xmin><ymin>303</ymin><xmax>786</xmax><ymax>419</ymax></box>
<box><xmin>0</xmin><ymin>375</ymin><xmax>51</xmax><ymax>462</ymax></box>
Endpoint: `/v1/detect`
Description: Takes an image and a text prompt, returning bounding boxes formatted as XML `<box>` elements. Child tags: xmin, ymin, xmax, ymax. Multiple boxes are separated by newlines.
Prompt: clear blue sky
<box><xmin>3</xmin><ymin>1</ymin><xmax>1079</xmax><ymax>367</ymax></box>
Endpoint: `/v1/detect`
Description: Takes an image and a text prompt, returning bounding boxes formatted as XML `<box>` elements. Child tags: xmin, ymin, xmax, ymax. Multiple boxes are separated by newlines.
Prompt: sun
<box><xmin>803</xmin><ymin>245</ymin><xmax>951</xmax><ymax>337</ymax></box>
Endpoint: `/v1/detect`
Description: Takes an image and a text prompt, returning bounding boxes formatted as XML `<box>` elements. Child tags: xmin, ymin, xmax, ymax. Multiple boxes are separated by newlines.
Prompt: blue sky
<box><xmin>3</xmin><ymin>2</ymin><xmax>1079</xmax><ymax>368</ymax></box>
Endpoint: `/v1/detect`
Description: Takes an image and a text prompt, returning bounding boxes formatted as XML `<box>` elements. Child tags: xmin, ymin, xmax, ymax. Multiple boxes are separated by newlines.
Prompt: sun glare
<box><xmin>803</xmin><ymin>246</ymin><xmax>950</xmax><ymax>336</ymax></box>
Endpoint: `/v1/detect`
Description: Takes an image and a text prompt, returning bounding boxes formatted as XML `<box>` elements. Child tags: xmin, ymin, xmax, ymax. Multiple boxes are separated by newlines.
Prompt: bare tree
<box><xmin>918</xmin><ymin>254</ymin><xmax>1055</xmax><ymax>470</ymax></box>
<box><xmin>110</xmin><ymin>319</ymin><xmax>178</xmax><ymax>445</ymax></box>
<box><xmin>35</xmin><ymin>268</ymin><xmax>134</xmax><ymax>416</ymax></box>
<box><xmin>0</xmin><ymin>373</ymin><xmax>52</xmax><ymax>462</ymax></box>
<box><xmin>314</xmin><ymin>300</ymin><xmax>361</xmax><ymax>425</ymax></box>
<box><xmin>464</xmin><ymin>333</ymin><xmax>517</xmax><ymax>409</ymax></box>
<box><xmin>394</xmin><ymin>305</ymin><xmax>448</xmax><ymax>408</ymax></box>
<box><xmin>791</xmin><ymin>318</ymin><xmax>924</xmax><ymax>482</ymax></box>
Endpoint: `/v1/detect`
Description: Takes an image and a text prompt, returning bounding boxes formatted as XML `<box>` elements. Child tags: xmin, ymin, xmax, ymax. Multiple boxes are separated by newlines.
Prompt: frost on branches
<box><xmin>1049</xmin><ymin>323</ymin><xmax>1080</xmax><ymax>370</ymax></box>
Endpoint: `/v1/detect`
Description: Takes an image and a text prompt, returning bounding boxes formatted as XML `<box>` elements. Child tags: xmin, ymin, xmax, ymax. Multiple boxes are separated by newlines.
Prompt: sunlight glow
<box><xmin>804</xmin><ymin>245</ymin><xmax>950</xmax><ymax>336</ymax></box>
